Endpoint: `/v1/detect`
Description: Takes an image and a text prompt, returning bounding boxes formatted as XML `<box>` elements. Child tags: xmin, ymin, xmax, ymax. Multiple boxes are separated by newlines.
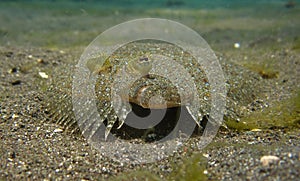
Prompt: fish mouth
<box><xmin>109</xmin><ymin>103</ymin><xmax>203</xmax><ymax>142</ymax></box>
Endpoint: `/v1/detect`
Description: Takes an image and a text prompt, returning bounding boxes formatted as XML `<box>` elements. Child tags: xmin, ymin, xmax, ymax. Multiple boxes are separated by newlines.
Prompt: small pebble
<box><xmin>12</xmin><ymin>113</ymin><xmax>19</xmax><ymax>119</ymax></box>
<box><xmin>260</xmin><ymin>155</ymin><xmax>280</xmax><ymax>166</ymax></box>
<box><xmin>37</xmin><ymin>58</ymin><xmax>44</xmax><ymax>63</ymax></box>
<box><xmin>234</xmin><ymin>43</ymin><xmax>240</xmax><ymax>48</ymax></box>
<box><xmin>203</xmin><ymin>153</ymin><xmax>209</xmax><ymax>158</ymax></box>
<box><xmin>67</xmin><ymin>165</ymin><xmax>73</xmax><ymax>171</ymax></box>
<box><xmin>8</xmin><ymin>67</ymin><xmax>18</xmax><ymax>73</ymax></box>
<box><xmin>38</xmin><ymin>72</ymin><xmax>49</xmax><ymax>79</ymax></box>
<box><xmin>53</xmin><ymin>128</ymin><xmax>63</xmax><ymax>133</ymax></box>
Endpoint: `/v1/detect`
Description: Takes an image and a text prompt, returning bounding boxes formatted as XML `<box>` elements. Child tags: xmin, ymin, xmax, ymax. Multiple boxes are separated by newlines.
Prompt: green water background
<box><xmin>0</xmin><ymin>0</ymin><xmax>299</xmax><ymax>51</ymax></box>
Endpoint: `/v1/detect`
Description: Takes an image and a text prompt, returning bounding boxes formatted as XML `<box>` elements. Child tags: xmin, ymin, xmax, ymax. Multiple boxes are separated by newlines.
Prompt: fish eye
<box><xmin>139</xmin><ymin>57</ymin><xmax>149</xmax><ymax>62</ymax></box>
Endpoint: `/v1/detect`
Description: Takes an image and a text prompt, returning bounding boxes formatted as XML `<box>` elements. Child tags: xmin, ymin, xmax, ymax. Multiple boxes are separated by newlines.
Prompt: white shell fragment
<box><xmin>39</xmin><ymin>72</ymin><xmax>49</xmax><ymax>79</ymax></box>
<box><xmin>260</xmin><ymin>155</ymin><xmax>280</xmax><ymax>166</ymax></box>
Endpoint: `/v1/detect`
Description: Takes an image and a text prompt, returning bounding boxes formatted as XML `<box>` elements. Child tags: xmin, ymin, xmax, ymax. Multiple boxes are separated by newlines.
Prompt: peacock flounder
<box><xmin>46</xmin><ymin>41</ymin><xmax>261</xmax><ymax>141</ymax></box>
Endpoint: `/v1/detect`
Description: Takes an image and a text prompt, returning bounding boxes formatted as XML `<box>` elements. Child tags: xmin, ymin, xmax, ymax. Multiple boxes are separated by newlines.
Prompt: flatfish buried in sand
<box><xmin>46</xmin><ymin>41</ymin><xmax>261</xmax><ymax>142</ymax></box>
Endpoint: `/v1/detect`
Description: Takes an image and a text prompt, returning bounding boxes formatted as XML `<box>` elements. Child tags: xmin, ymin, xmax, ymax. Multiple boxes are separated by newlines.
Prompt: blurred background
<box><xmin>0</xmin><ymin>0</ymin><xmax>299</xmax><ymax>52</ymax></box>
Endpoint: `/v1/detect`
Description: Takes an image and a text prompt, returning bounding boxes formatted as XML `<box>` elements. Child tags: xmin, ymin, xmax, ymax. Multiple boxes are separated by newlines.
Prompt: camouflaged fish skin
<box><xmin>46</xmin><ymin>42</ymin><xmax>261</xmax><ymax>140</ymax></box>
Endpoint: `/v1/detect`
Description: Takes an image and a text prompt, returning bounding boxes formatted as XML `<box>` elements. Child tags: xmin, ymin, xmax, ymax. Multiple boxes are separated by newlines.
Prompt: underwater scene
<box><xmin>0</xmin><ymin>0</ymin><xmax>299</xmax><ymax>180</ymax></box>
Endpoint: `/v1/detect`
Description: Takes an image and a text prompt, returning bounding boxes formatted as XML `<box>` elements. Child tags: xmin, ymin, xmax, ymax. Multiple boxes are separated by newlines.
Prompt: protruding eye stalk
<box><xmin>127</xmin><ymin>54</ymin><xmax>153</xmax><ymax>76</ymax></box>
<box><xmin>139</xmin><ymin>57</ymin><xmax>149</xmax><ymax>62</ymax></box>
